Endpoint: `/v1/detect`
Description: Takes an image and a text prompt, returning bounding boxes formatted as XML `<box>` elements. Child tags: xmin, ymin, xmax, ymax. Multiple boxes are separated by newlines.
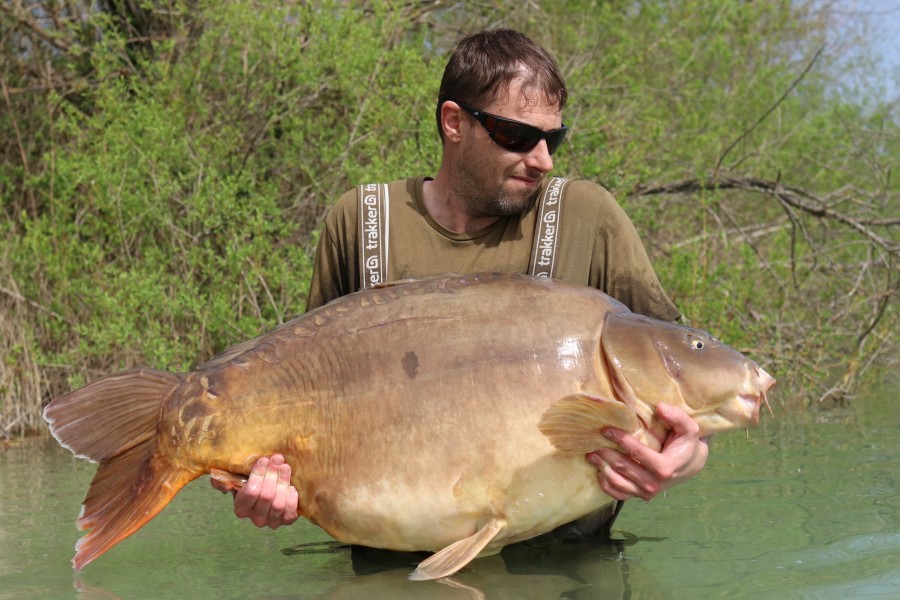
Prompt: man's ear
<box><xmin>439</xmin><ymin>100</ymin><xmax>464</xmax><ymax>144</ymax></box>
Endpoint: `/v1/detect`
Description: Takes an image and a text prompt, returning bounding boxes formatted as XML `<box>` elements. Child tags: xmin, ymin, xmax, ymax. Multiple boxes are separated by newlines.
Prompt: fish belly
<box><xmin>309</xmin><ymin>448</ymin><xmax>610</xmax><ymax>552</ymax></box>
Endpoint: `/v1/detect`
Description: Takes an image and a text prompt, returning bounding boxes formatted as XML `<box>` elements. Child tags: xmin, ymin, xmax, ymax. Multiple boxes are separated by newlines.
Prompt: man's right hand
<box><xmin>211</xmin><ymin>454</ymin><xmax>300</xmax><ymax>529</ymax></box>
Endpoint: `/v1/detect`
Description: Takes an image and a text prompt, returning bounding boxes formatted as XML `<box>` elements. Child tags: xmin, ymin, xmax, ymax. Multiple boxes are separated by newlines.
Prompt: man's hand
<box><xmin>210</xmin><ymin>454</ymin><xmax>300</xmax><ymax>529</ymax></box>
<box><xmin>587</xmin><ymin>403</ymin><xmax>709</xmax><ymax>501</ymax></box>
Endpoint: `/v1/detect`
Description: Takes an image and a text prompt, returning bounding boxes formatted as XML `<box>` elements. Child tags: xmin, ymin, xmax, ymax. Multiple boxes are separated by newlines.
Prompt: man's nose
<box><xmin>524</xmin><ymin>139</ymin><xmax>554</xmax><ymax>173</ymax></box>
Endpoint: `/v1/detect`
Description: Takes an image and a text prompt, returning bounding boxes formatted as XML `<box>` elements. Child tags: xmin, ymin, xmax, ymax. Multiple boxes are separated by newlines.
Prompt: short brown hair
<box><xmin>436</xmin><ymin>29</ymin><xmax>568</xmax><ymax>140</ymax></box>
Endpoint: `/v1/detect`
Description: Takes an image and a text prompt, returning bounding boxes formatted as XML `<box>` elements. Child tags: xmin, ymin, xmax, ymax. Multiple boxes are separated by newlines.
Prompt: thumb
<box><xmin>656</xmin><ymin>403</ymin><xmax>699</xmax><ymax>436</ymax></box>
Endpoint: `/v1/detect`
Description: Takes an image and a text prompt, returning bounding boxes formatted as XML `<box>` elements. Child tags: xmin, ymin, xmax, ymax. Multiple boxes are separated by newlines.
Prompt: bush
<box><xmin>1</xmin><ymin>0</ymin><xmax>896</xmax><ymax>435</ymax></box>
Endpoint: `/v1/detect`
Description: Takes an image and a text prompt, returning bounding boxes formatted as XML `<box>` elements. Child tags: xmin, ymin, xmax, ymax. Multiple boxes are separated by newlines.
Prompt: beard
<box><xmin>450</xmin><ymin>146</ymin><xmax>543</xmax><ymax>218</ymax></box>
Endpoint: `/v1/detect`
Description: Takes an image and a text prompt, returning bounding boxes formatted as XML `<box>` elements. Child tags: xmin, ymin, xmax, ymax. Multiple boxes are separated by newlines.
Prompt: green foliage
<box><xmin>0</xmin><ymin>0</ymin><xmax>897</xmax><ymax>434</ymax></box>
<box><xmin>2</xmin><ymin>0</ymin><xmax>443</xmax><ymax>400</ymax></box>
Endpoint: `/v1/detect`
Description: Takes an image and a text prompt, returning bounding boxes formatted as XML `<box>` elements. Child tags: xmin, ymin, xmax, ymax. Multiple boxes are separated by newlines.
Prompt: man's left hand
<box><xmin>586</xmin><ymin>403</ymin><xmax>709</xmax><ymax>502</ymax></box>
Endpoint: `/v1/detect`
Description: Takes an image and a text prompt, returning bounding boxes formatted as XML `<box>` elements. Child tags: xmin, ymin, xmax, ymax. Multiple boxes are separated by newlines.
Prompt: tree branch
<box><xmin>0</xmin><ymin>1</ymin><xmax>78</xmax><ymax>55</ymax></box>
<box><xmin>633</xmin><ymin>176</ymin><xmax>898</xmax><ymax>255</ymax></box>
<box><xmin>715</xmin><ymin>45</ymin><xmax>824</xmax><ymax>176</ymax></box>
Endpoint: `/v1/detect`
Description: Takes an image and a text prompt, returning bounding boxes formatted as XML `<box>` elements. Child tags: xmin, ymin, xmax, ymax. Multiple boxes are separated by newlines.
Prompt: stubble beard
<box><xmin>451</xmin><ymin>151</ymin><xmax>542</xmax><ymax>218</ymax></box>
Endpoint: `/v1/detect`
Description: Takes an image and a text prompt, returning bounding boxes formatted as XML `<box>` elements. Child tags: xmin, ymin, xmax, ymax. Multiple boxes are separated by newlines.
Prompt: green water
<box><xmin>2</xmin><ymin>384</ymin><xmax>897</xmax><ymax>599</ymax></box>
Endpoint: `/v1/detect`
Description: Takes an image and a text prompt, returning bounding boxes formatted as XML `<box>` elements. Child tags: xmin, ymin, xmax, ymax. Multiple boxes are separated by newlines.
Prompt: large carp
<box><xmin>44</xmin><ymin>273</ymin><xmax>774</xmax><ymax>580</ymax></box>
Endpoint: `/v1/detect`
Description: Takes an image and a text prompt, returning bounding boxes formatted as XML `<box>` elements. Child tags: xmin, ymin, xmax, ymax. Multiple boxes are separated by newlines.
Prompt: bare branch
<box><xmin>715</xmin><ymin>46</ymin><xmax>825</xmax><ymax>176</ymax></box>
<box><xmin>0</xmin><ymin>284</ymin><xmax>76</xmax><ymax>326</ymax></box>
<box><xmin>0</xmin><ymin>1</ymin><xmax>78</xmax><ymax>55</ymax></box>
<box><xmin>633</xmin><ymin>176</ymin><xmax>898</xmax><ymax>255</ymax></box>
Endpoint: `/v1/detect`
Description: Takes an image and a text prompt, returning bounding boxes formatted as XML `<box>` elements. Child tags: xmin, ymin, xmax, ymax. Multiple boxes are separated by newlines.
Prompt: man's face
<box><xmin>450</xmin><ymin>79</ymin><xmax>563</xmax><ymax>218</ymax></box>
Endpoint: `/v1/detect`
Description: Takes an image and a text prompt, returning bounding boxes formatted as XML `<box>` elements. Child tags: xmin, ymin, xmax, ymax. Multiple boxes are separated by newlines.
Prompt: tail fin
<box><xmin>44</xmin><ymin>367</ymin><xmax>199</xmax><ymax>570</ymax></box>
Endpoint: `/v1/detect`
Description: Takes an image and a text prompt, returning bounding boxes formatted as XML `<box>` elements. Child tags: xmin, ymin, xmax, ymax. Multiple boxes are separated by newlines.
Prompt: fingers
<box><xmin>587</xmin><ymin>451</ymin><xmax>651</xmax><ymax>501</ymax></box>
<box><xmin>586</xmin><ymin>403</ymin><xmax>709</xmax><ymax>502</ymax></box>
<box><xmin>265</xmin><ymin>456</ymin><xmax>300</xmax><ymax>528</ymax></box>
<box><xmin>601</xmin><ymin>427</ymin><xmax>670</xmax><ymax>475</ymax></box>
<box><xmin>232</xmin><ymin>454</ymin><xmax>300</xmax><ymax>529</ymax></box>
<box><xmin>588</xmin><ymin>448</ymin><xmax>659</xmax><ymax>501</ymax></box>
<box><xmin>232</xmin><ymin>456</ymin><xmax>270</xmax><ymax>523</ymax></box>
<box><xmin>283</xmin><ymin>484</ymin><xmax>300</xmax><ymax>525</ymax></box>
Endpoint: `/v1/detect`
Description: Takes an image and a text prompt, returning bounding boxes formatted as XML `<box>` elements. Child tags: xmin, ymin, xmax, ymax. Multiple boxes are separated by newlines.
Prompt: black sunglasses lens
<box><xmin>544</xmin><ymin>129</ymin><xmax>567</xmax><ymax>155</ymax></box>
<box><xmin>489</xmin><ymin>118</ymin><xmax>542</xmax><ymax>152</ymax></box>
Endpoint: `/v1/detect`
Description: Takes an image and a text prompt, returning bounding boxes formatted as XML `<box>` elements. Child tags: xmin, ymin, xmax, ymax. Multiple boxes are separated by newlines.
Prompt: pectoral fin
<box><xmin>409</xmin><ymin>518</ymin><xmax>506</xmax><ymax>581</ymax></box>
<box><xmin>209</xmin><ymin>468</ymin><xmax>248</xmax><ymax>490</ymax></box>
<box><xmin>538</xmin><ymin>393</ymin><xmax>640</xmax><ymax>453</ymax></box>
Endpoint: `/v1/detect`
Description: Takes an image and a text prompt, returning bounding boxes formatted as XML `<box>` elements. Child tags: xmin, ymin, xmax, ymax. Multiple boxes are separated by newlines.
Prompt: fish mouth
<box><xmin>738</xmin><ymin>394</ymin><xmax>762</xmax><ymax>426</ymax></box>
<box><xmin>712</xmin><ymin>366</ymin><xmax>775</xmax><ymax>430</ymax></box>
<box><xmin>710</xmin><ymin>392</ymin><xmax>762</xmax><ymax>431</ymax></box>
<box><xmin>736</xmin><ymin>367</ymin><xmax>776</xmax><ymax>426</ymax></box>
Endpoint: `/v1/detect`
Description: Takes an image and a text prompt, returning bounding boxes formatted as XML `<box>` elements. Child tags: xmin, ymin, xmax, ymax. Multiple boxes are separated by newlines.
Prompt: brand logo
<box><xmin>360</xmin><ymin>184</ymin><xmax>388</xmax><ymax>288</ymax></box>
<box><xmin>363</xmin><ymin>194</ymin><xmax>380</xmax><ymax>251</ymax></box>
<box><xmin>533</xmin><ymin>178</ymin><xmax>564</xmax><ymax>277</ymax></box>
<box><xmin>364</xmin><ymin>255</ymin><xmax>381</xmax><ymax>285</ymax></box>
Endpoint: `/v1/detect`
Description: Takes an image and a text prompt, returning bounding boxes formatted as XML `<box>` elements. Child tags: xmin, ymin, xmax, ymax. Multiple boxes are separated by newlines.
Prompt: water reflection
<box><xmin>1</xmin><ymin>381</ymin><xmax>897</xmax><ymax>599</ymax></box>
<box><xmin>68</xmin><ymin>535</ymin><xmax>655</xmax><ymax>600</ymax></box>
<box><xmin>295</xmin><ymin>538</ymin><xmax>651</xmax><ymax>599</ymax></box>
<box><xmin>324</xmin><ymin>537</ymin><xmax>640</xmax><ymax>600</ymax></box>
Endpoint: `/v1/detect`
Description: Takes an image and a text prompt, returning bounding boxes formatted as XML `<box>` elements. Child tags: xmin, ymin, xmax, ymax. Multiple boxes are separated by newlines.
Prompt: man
<box><xmin>214</xmin><ymin>28</ymin><xmax>709</xmax><ymax>534</ymax></box>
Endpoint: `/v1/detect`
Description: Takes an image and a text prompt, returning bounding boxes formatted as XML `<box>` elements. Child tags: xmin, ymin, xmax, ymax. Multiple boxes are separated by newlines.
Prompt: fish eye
<box><xmin>691</xmin><ymin>339</ymin><xmax>704</xmax><ymax>350</ymax></box>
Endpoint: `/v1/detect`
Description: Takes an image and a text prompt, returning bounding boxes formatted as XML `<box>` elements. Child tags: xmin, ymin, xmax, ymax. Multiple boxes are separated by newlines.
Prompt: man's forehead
<box><xmin>488</xmin><ymin>81</ymin><xmax>562</xmax><ymax>113</ymax></box>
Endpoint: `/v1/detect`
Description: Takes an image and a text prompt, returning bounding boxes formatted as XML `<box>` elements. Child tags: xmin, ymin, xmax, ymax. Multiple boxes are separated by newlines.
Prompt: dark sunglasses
<box><xmin>454</xmin><ymin>101</ymin><xmax>569</xmax><ymax>155</ymax></box>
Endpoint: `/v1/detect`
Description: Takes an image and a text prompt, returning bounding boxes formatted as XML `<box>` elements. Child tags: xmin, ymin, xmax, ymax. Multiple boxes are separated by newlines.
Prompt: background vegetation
<box><xmin>1</xmin><ymin>0</ymin><xmax>897</xmax><ymax>436</ymax></box>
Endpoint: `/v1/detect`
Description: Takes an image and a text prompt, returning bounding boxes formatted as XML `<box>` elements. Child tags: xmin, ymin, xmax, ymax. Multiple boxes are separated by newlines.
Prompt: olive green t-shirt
<box><xmin>306</xmin><ymin>176</ymin><xmax>680</xmax><ymax>322</ymax></box>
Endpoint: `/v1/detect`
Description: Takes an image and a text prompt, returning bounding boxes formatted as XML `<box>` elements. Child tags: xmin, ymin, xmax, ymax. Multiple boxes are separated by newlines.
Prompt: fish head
<box><xmin>600</xmin><ymin>313</ymin><xmax>775</xmax><ymax>436</ymax></box>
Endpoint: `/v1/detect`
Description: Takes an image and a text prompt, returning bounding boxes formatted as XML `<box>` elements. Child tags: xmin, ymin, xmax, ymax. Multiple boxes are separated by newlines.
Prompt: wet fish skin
<box><xmin>43</xmin><ymin>273</ymin><xmax>775</xmax><ymax>579</ymax></box>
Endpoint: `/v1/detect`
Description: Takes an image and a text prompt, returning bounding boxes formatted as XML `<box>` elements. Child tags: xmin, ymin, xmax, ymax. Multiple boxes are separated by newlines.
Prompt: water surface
<box><xmin>1</xmin><ymin>384</ymin><xmax>897</xmax><ymax>599</ymax></box>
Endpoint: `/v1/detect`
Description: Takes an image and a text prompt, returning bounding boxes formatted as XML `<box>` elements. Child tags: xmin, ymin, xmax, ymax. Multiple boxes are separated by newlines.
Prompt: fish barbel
<box><xmin>44</xmin><ymin>273</ymin><xmax>775</xmax><ymax>579</ymax></box>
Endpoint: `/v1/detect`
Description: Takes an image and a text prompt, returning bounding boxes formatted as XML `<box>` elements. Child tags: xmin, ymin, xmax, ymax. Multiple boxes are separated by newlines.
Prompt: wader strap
<box><xmin>358</xmin><ymin>183</ymin><xmax>390</xmax><ymax>290</ymax></box>
<box><xmin>529</xmin><ymin>176</ymin><xmax>569</xmax><ymax>278</ymax></box>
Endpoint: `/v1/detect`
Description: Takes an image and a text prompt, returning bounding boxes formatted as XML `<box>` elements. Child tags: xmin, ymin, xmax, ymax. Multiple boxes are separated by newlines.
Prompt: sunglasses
<box><xmin>454</xmin><ymin>101</ymin><xmax>569</xmax><ymax>155</ymax></box>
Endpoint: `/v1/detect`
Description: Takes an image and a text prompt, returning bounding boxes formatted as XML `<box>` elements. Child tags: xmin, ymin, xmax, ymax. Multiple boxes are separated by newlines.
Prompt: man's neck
<box><xmin>422</xmin><ymin>172</ymin><xmax>502</xmax><ymax>234</ymax></box>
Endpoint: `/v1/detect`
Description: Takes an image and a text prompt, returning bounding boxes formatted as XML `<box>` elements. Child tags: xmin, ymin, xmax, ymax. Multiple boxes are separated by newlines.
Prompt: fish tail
<box><xmin>44</xmin><ymin>367</ymin><xmax>198</xmax><ymax>570</ymax></box>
